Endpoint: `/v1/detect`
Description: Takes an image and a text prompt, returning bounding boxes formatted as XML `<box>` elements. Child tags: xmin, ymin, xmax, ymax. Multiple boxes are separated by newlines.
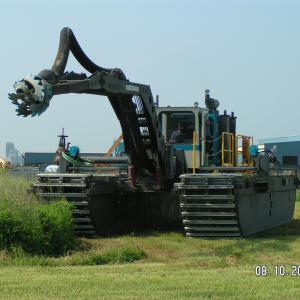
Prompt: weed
<box><xmin>0</xmin><ymin>173</ymin><xmax>75</xmax><ymax>256</ymax></box>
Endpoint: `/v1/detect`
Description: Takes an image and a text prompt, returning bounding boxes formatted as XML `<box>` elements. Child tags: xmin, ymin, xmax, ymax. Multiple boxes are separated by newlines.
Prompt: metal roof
<box><xmin>258</xmin><ymin>135</ymin><xmax>300</xmax><ymax>144</ymax></box>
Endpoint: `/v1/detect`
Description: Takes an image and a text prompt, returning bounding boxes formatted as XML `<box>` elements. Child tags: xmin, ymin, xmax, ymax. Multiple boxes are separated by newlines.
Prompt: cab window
<box><xmin>160</xmin><ymin>112</ymin><xmax>195</xmax><ymax>143</ymax></box>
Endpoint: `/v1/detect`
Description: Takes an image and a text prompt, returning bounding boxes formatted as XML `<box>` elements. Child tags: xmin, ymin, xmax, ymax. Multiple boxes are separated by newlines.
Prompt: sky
<box><xmin>1</xmin><ymin>0</ymin><xmax>299</xmax><ymax>156</ymax></box>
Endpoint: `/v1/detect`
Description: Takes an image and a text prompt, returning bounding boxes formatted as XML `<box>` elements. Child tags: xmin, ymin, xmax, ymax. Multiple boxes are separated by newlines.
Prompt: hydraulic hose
<box><xmin>51</xmin><ymin>27</ymin><xmax>125</xmax><ymax>79</ymax></box>
<box><xmin>61</xmin><ymin>152</ymin><xmax>94</xmax><ymax>167</ymax></box>
<box><xmin>9</xmin><ymin>27</ymin><xmax>156</xmax><ymax>174</ymax></box>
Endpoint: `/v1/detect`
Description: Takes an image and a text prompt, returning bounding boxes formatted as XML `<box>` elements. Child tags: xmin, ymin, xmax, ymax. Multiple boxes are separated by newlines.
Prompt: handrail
<box><xmin>192</xmin><ymin>131</ymin><xmax>196</xmax><ymax>174</ymax></box>
<box><xmin>221</xmin><ymin>132</ymin><xmax>234</xmax><ymax>167</ymax></box>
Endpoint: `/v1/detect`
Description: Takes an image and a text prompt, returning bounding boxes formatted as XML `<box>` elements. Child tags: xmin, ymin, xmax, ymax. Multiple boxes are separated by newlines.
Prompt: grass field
<box><xmin>0</xmin><ymin>205</ymin><xmax>299</xmax><ymax>299</ymax></box>
<box><xmin>0</xmin><ymin>174</ymin><xmax>300</xmax><ymax>299</ymax></box>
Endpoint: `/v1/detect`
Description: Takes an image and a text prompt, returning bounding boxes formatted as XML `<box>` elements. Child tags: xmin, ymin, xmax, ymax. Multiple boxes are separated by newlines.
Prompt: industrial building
<box><xmin>23</xmin><ymin>152</ymin><xmax>105</xmax><ymax>171</ymax></box>
<box><xmin>259</xmin><ymin>135</ymin><xmax>300</xmax><ymax>168</ymax></box>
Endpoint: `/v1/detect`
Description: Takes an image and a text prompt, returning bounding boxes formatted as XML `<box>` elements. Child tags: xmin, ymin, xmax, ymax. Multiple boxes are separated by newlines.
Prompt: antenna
<box><xmin>58</xmin><ymin>128</ymin><xmax>68</xmax><ymax>148</ymax></box>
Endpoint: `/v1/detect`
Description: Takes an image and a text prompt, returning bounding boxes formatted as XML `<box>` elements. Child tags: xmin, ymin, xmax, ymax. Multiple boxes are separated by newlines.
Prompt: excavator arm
<box><xmin>8</xmin><ymin>27</ymin><xmax>165</xmax><ymax>176</ymax></box>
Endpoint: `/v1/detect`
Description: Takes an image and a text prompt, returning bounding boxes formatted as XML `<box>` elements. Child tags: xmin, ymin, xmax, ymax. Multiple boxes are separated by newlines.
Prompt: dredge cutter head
<box><xmin>8</xmin><ymin>75</ymin><xmax>52</xmax><ymax>117</ymax></box>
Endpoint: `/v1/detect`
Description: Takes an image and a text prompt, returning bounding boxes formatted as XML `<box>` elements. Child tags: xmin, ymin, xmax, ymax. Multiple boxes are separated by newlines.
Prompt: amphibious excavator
<box><xmin>9</xmin><ymin>28</ymin><xmax>297</xmax><ymax>237</ymax></box>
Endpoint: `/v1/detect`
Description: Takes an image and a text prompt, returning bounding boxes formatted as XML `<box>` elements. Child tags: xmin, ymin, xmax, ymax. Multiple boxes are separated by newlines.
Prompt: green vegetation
<box><xmin>0</xmin><ymin>208</ymin><xmax>300</xmax><ymax>299</ymax></box>
<box><xmin>0</xmin><ymin>172</ymin><xmax>75</xmax><ymax>255</ymax></box>
<box><xmin>0</xmin><ymin>244</ymin><xmax>146</xmax><ymax>267</ymax></box>
<box><xmin>0</xmin><ymin>172</ymin><xmax>300</xmax><ymax>299</ymax></box>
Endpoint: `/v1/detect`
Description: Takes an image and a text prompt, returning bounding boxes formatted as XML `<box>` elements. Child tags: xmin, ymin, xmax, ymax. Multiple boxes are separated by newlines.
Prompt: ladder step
<box><xmin>136</xmin><ymin>114</ymin><xmax>147</xmax><ymax>118</ymax></box>
<box><xmin>180</xmin><ymin>203</ymin><xmax>236</xmax><ymax>209</ymax></box>
<box><xmin>70</xmin><ymin>201</ymin><xmax>89</xmax><ymax>206</ymax></box>
<box><xmin>182</xmin><ymin>212</ymin><xmax>237</xmax><ymax>217</ymax></box>
<box><xmin>186</xmin><ymin>232</ymin><xmax>241</xmax><ymax>237</ymax></box>
<box><xmin>138</xmin><ymin>121</ymin><xmax>148</xmax><ymax>126</ymax></box>
<box><xmin>73</xmin><ymin>217</ymin><xmax>92</xmax><ymax>223</ymax></box>
<box><xmin>141</xmin><ymin>136</ymin><xmax>151</xmax><ymax>140</ymax></box>
<box><xmin>184</xmin><ymin>226</ymin><xmax>240</xmax><ymax>232</ymax></box>
<box><xmin>178</xmin><ymin>185</ymin><xmax>234</xmax><ymax>190</ymax></box>
<box><xmin>183</xmin><ymin>219</ymin><xmax>238</xmax><ymax>225</ymax></box>
<box><xmin>37</xmin><ymin>173</ymin><xmax>89</xmax><ymax>178</ymax></box>
<box><xmin>74</xmin><ymin>224</ymin><xmax>94</xmax><ymax>230</ymax></box>
<box><xmin>72</xmin><ymin>209</ymin><xmax>90</xmax><ymax>215</ymax></box>
<box><xmin>34</xmin><ymin>183</ymin><xmax>86</xmax><ymax>187</ymax></box>
<box><xmin>180</xmin><ymin>195</ymin><xmax>235</xmax><ymax>200</ymax></box>
<box><xmin>36</xmin><ymin>193</ymin><xmax>87</xmax><ymax>198</ymax></box>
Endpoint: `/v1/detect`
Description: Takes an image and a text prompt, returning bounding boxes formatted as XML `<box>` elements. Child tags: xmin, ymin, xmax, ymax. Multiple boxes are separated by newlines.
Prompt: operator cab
<box><xmin>166</xmin><ymin>112</ymin><xmax>195</xmax><ymax>144</ymax></box>
<box><xmin>156</xmin><ymin>105</ymin><xmax>208</xmax><ymax>173</ymax></box>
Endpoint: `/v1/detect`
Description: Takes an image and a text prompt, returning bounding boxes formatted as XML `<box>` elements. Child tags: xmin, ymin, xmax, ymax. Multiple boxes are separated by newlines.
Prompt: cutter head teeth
<box><xmin>9</xmin><ymin>74</ymin><xmax>53</xmax><ymax>117</ymax></box>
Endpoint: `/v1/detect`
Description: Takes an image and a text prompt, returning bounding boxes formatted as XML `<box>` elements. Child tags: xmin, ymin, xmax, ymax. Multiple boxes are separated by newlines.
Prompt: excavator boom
<box><xmin>9</xmin><ymin>28</ymin><xmax>164</xmax><ymax>176</ymax></box>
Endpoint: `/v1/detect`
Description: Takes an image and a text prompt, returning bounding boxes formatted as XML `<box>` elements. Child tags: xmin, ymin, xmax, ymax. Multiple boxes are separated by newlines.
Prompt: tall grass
<box><xmin>0</xmin><ymin>171</ymin><xmax>75</xmax><ymax>256</ymax></box>
<box><xmin>0</xmin><ymin>172</ymin><xmax>146</xmax><ymax>265</ymax></box>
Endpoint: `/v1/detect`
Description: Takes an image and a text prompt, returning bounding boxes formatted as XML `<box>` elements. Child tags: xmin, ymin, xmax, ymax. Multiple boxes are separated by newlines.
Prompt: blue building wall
<box><xmin>23</xmin><ymin>152</ymin><xmax>55</xmax><ymax>165</ymax></box>
<box><xmin>23</xmin><ymin>152</ymin><xmax>105</xmax><ymax>171</ymax></box>
<box><xmin>258</xmin><ymin>136</ymin><xmax>300</xmax><ymax>167</ymax></box>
